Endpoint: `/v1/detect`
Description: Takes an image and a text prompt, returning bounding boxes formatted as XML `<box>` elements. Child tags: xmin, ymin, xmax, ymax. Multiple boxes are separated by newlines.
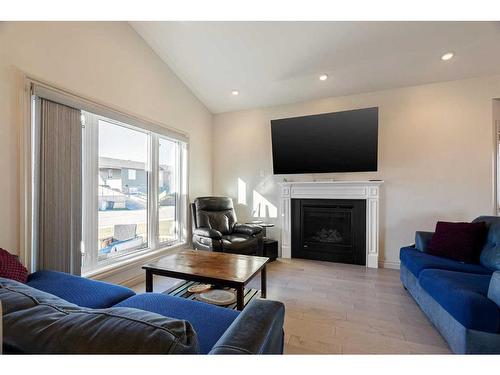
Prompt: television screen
<box><xmin>271</xmin><ymin>107</ymin><xmax>378</xmax><ymax>174</ymax></box>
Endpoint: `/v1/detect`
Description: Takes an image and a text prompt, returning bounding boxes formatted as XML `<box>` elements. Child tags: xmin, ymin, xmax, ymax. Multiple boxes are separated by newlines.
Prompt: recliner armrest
<box><xmin>415</xmin><ymin>231</ymin><xmax>434</xmax><ymax>252</ymax></box>
<box><xmin>209</xmin><ymin>299</ymin><xmax>285</xmax><ymax>354</ymax></box>
<box><xmin>488</xmin><ymin>271</ymin><xmax>500</xmax><ymax>307</ymax></box>
<box><xmin>193</xmin><ymin>228</ymin><xmax>223</xmax><ymax>240</ymax></box>
<box><xmin>233</xmin><ymin>223</ymin><xmax>262</xmax><ymax>236</ymax></box>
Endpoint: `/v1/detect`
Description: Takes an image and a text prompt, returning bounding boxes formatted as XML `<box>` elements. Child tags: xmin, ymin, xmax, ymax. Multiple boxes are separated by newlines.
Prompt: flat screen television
<box><xmin>271</xmin><ymin>107</ymin><xmax>378</xmax><ymax>174</ymax></box>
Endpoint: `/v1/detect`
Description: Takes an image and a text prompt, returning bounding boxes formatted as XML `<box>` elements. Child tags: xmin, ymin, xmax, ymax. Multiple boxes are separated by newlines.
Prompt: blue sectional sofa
<box><xmin>1</xmin><ymin>270</ymin><xmax>285</xmax><ymax>354</ymax></box>
<box><xmin>400</xmin><ymin>216</ymin><xmax>500</xmax><ymax>354</ymax></box>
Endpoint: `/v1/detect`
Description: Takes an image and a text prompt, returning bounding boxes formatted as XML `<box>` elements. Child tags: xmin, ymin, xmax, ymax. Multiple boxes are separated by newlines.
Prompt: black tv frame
<box><xmin>270</xmin><ymin>107</ymin><xmax>378</xmax><ymax>175</ymax></box>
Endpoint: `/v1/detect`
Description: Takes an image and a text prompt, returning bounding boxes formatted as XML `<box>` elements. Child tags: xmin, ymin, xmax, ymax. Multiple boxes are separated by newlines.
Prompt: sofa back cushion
<box><xmin>0</xmin><ymin>277</ymin><xmax>199</xmax><ymax>354</ymax></box>
<box><xmin>427</xmin><ymin>221</ymin><xmax>487</xmax><ymax>263</ymax></box>
<box><xmin>473</xmin><ymin>216</ymin><xmax>500</xmax><ymax>271</ymax></box>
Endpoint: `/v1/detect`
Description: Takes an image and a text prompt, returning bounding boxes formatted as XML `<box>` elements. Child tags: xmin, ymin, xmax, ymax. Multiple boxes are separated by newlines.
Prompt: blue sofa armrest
<box><xmin>415</xmin><ymin>231</ymin><xmax>434</xmax><ymax>252</ymax></box>
<box><xmin>209</xmin><ymin>298</ymin><xmax>285</xmax><ymax>354</ymax></box>
<box><xmin>488</xmin><ymin>271</ymin><xmax>500</xmax><ymax>307</ymax></box>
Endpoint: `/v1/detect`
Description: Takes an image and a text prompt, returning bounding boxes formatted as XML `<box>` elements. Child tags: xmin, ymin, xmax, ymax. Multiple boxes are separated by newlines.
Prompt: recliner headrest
<box><xmin>195</xmin><ymin>197</ymin><xmax>234</xmax><ymax>211</ymax></box>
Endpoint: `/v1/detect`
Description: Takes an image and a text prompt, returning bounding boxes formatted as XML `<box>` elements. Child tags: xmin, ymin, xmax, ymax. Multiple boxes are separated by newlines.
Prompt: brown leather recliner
<box><xmin>191</xmin><ymin>197</ymin><xmax>263</xmax><ymax>256</ymax></box>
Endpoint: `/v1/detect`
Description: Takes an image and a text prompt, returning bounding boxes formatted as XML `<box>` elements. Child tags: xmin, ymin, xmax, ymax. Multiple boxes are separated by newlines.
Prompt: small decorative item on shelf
<box><xmin>195</xmin><ymin>289</ymin><xmax>237</xmax><ymax>306</ymax></box>
<box><xmin>187</xmin><ymin>284</ymin><xmax>212</xmax><ymax>293</ymax></box>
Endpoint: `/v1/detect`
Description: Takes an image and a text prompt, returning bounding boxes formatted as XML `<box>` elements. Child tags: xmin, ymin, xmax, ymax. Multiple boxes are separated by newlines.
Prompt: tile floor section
<box><xmin>131</xmin><ymin>258</ymin><xmax>451</xmax><ymax>354</ymax></box>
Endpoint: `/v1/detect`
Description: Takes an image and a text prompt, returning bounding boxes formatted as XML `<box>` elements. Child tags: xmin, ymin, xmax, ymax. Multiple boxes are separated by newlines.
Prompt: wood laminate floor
<box><xmin>131</xmin><ymin>258</ymin><xmax>451</xmax><ymax>354</ymax></box>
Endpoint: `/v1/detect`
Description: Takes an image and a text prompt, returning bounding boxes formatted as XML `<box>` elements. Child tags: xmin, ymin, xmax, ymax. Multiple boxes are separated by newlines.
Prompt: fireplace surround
<box><xmin>279</xmin><ymin>181</ymin><xmax>383</xmax><ymax>268</ymax></box>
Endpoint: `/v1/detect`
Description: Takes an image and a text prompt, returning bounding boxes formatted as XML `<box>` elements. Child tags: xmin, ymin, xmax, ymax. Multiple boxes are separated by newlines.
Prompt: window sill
<box><xmin>83</xmin><ymin>241</ymin><xmax>188</xmax><ymax>280</ymax></box>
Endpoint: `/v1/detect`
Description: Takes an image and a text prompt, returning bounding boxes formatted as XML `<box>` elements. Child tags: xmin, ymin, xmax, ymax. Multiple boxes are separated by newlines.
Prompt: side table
<box><xmin>263</xmin><ymin>239</ymin><xmax>278</xmax><ymax>262</ymax></box>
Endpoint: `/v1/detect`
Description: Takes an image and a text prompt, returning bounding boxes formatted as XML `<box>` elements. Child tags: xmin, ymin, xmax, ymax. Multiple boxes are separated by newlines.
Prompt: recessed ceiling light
<box><xmin>319</xmin><ymin>74</ymin><xmax>328</xmax><ymax>81</ymax></box>
<box><xmin>231</xmin><ymin>90</ymin><xmax>239</xmax><ymax>96</ymax></box>
<box><xmin>441</xmin><ymin>52</ymin><xmax>454</xmax><ymax>61</ymax></box>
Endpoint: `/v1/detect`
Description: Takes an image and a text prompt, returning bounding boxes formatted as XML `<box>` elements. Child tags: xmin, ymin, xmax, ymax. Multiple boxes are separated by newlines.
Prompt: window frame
<box><xmin>157</xmin><ymin>135</ymin><xmax>184</xmax><ymax>247</ymax></box>
<box><xmin>22</xmin><ymin>78</ymin><xmax>190</xmax><ymax>275</ymax></box>
<box><xmin>81</xmin><ymin>112</ymin><xmax>188</xmax><ymax>274</ymax></box>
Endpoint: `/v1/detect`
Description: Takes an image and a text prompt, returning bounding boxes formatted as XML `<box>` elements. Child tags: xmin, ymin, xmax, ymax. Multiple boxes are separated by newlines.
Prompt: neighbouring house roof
<box><xmin>99</xmin><ymin>157</ymin><xmax>172</xmax><ymax>171</ymax></box>
<box><xmin>99</xmin><ymin>157</ymin><xmax>146</xmax><ymax>170</ymax></box>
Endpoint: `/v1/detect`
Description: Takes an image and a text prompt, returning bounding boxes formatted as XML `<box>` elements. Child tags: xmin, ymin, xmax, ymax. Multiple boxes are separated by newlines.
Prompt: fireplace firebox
<box><xmin>291</xmin><ymin>199</ymin><xmax>366</xmax><ymax>265</ymax></box>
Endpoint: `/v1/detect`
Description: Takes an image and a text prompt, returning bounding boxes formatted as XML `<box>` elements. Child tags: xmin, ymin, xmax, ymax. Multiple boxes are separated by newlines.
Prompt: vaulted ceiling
<box><xmin>131</xmin><ymin>21</ymin><xmax>500</xmax><ymax>114</ymax></box>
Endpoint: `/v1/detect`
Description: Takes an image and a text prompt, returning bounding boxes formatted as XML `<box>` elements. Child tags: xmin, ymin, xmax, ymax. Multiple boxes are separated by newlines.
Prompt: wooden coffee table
<box><xmin>142</xmin><ymin>250</ymin><xmax>269</xmax><ymax>310</ymax></box>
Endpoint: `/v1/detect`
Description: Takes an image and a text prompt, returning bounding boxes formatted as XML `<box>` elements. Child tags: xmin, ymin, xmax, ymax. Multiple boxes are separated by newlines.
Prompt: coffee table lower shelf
<box><xmin>164</xmin><ymin>280</ymin><xmax>261</xmax><ymax>310</ymax></box>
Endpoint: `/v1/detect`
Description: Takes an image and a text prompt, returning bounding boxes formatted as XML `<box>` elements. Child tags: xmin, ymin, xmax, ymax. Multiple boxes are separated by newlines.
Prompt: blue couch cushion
<box><xmin>400</xmin><ymin>247</ymin><xmax>492</xmax><ymax>278</ymax></box>
<box><xmin>473</xmin><ymin>216</ymin><xmax>500</xmax><ymax>271</ymax></box>
<box><xmin>115</xmin><ymin>293</ymin><xmax>239</xmax><ymax>354</ymax></box>
<box><xmin>418</xmin><ymin>269</ymin><xmax>499</xmax><ymax>333</ymax></box>
<box><xmin>1</xmin><ymin>277</ymin><xmax>197</xmax><ymax>354</ymax></box>
<box><xmin>27</xmin><ymin>270</ymin><xmax>135</xmax><ymax>308</ymax></box>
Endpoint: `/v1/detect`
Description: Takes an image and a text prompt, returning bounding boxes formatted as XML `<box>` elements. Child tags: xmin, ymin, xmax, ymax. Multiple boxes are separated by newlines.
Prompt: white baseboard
<box><xmin>378</xmin><ymin>260</ymin><xmax>400</xmax><ymax>269</ymax></box>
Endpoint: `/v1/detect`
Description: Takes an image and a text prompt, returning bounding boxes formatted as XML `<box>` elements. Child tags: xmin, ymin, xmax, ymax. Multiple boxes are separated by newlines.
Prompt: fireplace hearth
<box><xmin>291</xmin><ymin>199</ymin><xmax>366</xmax><ymax>265</ymax></box>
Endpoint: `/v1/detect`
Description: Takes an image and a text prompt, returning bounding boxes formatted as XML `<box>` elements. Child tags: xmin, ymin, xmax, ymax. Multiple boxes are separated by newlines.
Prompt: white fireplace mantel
<box><xmin>279</xmin><ymin>180</ymin><xmax>383</xmax><ymax>268</ymax></box>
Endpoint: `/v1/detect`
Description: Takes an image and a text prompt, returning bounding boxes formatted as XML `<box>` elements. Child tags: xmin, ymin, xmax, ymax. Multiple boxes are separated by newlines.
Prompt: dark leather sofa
<box><xmin>191</xmin><ymin>197</ymin><xmax>264</xmax><ymax>255</ymax></box>
<box><xmin>1</xmin><ymin>270</ymin><xmax>285</xmax><ymax>354</ymax></box>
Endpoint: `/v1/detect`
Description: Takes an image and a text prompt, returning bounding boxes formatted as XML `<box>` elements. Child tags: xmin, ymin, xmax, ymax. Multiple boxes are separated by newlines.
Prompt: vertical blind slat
<box><xmin>37</xmin><ymin>99</ymin><xmax>82</xmax><ymax>275</ymax></box>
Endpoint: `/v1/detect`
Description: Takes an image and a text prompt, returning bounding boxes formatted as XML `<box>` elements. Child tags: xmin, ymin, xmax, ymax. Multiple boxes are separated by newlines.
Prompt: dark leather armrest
<box><xmin>193</xmin><ymin>227</ymin><xmax>222</xmax><ymax>240</ymax></box>
<box><xmin>209</xmin><ymin>299</ymin><xmax>285</xmax><ymax>354</ymax></box>
<box><xmin>415</xmin><ymin>231</ymin><xmax>434</xmax><ymax>252</ymax></box>
<box><xmin>233</xmin><ymin>224</ymin><xmax>262</xmax><ymax>236</ymax></box>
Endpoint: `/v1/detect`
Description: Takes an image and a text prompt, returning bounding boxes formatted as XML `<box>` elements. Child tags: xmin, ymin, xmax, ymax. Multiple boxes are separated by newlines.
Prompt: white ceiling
<box><xmin>131</xmin><ymin>21</ymin><xmax>500</xmax><ymax>114</ymax></box>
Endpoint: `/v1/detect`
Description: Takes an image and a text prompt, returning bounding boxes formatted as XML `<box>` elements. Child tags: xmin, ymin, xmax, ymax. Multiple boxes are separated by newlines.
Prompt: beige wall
<box><xmin>0</xmin><ymin>22</ymin><xmax>213</xmax><ymax>256</ymax></box>
<box><xmin>494</xmin><ymin>99</ymin><xmax>500</xmax><ymax>213</ymax></box>
<box><xmin>2</xmin><ymin>21</ymin><xmax>500</xmax><ymax>270</ymax></box>
<box><xmin>213</xmin><ymin>75</ymin><xmax>500</xmax><ymax>267</ymax></box>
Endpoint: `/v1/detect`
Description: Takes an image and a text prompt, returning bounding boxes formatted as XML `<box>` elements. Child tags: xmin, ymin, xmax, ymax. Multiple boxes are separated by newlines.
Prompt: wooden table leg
<box><xmin>145</xmin><ymin>270</ymin><xmax>153</xmax><ymax>292</ymax></box>
<box><xmin>236</xmin><ymin>285</ymin><xmax>245</xmax><ymax>311</ymax></box>
<box><xmin>261</xmin><ymin>265</ymin><xmax>267</xmax><ymax>298</ymax></box>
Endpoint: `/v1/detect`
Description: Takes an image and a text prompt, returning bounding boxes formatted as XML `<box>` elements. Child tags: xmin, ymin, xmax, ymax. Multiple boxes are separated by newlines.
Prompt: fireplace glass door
<box><xmin>303</xmin><ymin>207</ymin><xmax>352</xmax><ymax>247</ymax></box>
<box><xmin>291</xmin><ymin>199</ymin><xmax>366</xmax><ymax>265</ymax></box>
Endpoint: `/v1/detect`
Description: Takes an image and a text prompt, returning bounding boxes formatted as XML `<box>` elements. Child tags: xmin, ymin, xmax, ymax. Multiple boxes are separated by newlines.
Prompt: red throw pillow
<box><xmin>427</xmin><ymin>221</ymin><xmax>487</xmax><ymax>263</ymax></box>
<box><xmin>0</xmin><ymin>248</ymin><xmax>29</xmax><ymax>283</ymax></box>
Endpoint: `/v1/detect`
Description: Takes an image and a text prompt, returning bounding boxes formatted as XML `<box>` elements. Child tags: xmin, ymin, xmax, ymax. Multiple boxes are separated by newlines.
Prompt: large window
<box><xmin>97</xmin><ymin>119</ymin><xmax>149</xmax><ymax>261</ymax></box>
<box><xmin>81</xmin><ymin>112</ymin><xmax>187</xmax><ymax>274</ymax></box>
